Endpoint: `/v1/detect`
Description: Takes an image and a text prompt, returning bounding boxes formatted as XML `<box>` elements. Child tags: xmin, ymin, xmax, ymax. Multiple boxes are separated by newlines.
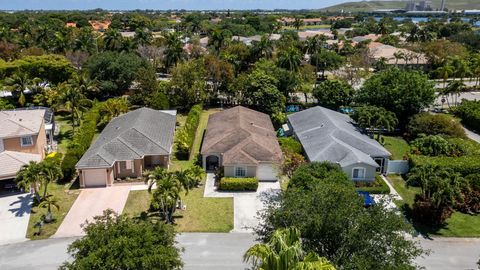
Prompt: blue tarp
<box><xmin>357</xmin><ymin>191</ymin><xmax>376</xmax><ymax>207</ymax></box>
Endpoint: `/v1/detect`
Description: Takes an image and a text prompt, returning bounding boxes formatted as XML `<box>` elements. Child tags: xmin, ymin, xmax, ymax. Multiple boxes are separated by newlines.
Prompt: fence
<box><xmin>387</xmin><ymin>160</ymin><xmax>409</xmax><ymax>175</ymax></box>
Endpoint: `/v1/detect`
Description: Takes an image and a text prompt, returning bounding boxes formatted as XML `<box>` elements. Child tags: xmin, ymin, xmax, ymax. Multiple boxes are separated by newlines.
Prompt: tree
<box><xmin>407</xmin><ymin>113</ymin><xmax>466</xmax><ymax>139</ymax></box>
<box><xmin>4</xmin><ymin>72</ymin><xmax>40</xmax><ymax>105</ymax></box>
<box><xmin>60</xmin><ymin>210</ymin><xmax>182</xmax><ymax>270</ymax></box>
<box><xmin>444</xmin><ymin>80</ymin><xmax>465</xmax><ymax>107</ymax></box>
<box><xmin>292</xmin><ymin>18</ymin><xmax>304</xmax><ymax>30</ymax></box>
<box><xmin>98</xmin><ymin>97</ymin><xmax>129</xmax><ymax>127</ymax></box>
<box><xmin>251</xmin><ymin>35</ymin><xmax>274</xmax><ymax>59</ymax></box>
<box><xmin>133</xmin><ymin>27</ymin><xmax>152</xmax><ymax>47</ymax></box>
<box><xmin>244</xmin><ymin>227</ymin><xmax>336</xmax><ymax>270</ymax></box>
<box><xmin>58</xmin><ymin>82</ymin><xmax>89</xmax><ymax>134</ymax></box>
<box><xmin>313</xmin><ymin>80</ymin><xmax>353</xmax><ymax>110</ymax></box>
<box><xmin>436</xmin><ymin>64</ymin><xmax>454</xmax><ymax>106</ymax></box>
<box><xmin>164</xmin><ymin>32</ymin><xmax>183</xmax><ymax>69</ymax></box>
<box><xmin>351</xmin><ymin>105</ymin><xmax>398</xmax><ymax>140</ymax></box>
<box><xmin>257</xmin><ymin>163</ymin><xmax>424</xmax><ymax>269</ymax></box>
<box><xmin>103</xmin><ymin>28</ymin><xmax>123</xmax><ymax>51</ymax></box>
<box><xmin>356</xmin><ymin>68</ymin><xmax>435</xmax><ymax>128</ymax></box>
<box><xmin>277</xmin><ymin>46</ymin><xmax>302</xmax><ymax>72</ymax></box>
<box><xmin>38</xmin><ymin>194</ymin><xmax>60</xmax><ymax>223</ymax></box>
<box><xmin>169</xmin><ymin>59</ymin><xmax>206</xmax><ymax>107</ymax></box>
<box><xmin>310</xmin><ymin>50</ymin><xmax>344</xmax><ymax>78</ymax></box>
<box><xmin>240</xmin><ymin>70</ymin><xmax>286</xmax><ymax>116</ymax></box>
<box><xmin>15</xmin><ymin>161</ymin><xmax>43</xmax><ymax>202</ymax></box>
<box><xmin>39</xmin><ymin>155</ymin><xmax>63</xmax><ymax>200</ymax></box>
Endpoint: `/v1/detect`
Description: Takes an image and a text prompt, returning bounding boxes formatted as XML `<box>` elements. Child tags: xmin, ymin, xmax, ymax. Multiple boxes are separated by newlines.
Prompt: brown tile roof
<box><xmin>201</xmin><ymin>106</ymin><xmax>283</xmax><ymax>165</ymax></box>
<box><xmin>89</xmin><ymin>20</ymin><xmax>111</xmax><ymax>31</ymax></box>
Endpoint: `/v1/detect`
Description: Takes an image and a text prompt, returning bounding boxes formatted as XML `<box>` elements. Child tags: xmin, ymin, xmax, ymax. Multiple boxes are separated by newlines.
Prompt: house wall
<box><xmin>342</xmin><ymin>163</ymin><xmax>377</xmax><ymax>181</ymax></box>
<box><xmin>114</xmin><ymin>159</ymin><xmax>143</xmax><ymax>179</ymax></box>
<box><xmin>3</xmin><ymin>123</ymin><xmax>47</xmax><ymax>158</ymax></box>
<box><xmin>202</xmin><ymin>153</ymin><xmax>222</xmax><ymax>170</ymax></box>
<box><xmin>144</xmin><ymin>155</ymin><xmax>169</xmax><ymax>168</ymax></box>
<box><xmin>224</xmin><ymin>165</ymin><xmax>257</xmax><ymax>178</ymax></box>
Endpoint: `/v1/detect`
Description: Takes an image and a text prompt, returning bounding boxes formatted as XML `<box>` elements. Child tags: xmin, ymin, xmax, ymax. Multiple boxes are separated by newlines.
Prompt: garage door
<box><xmin>83</xmin><ymin>169</ymin><xmax>107</xmax><ymax>187</ymax></box>
<box><xmin>256</xmin><ymin>164</ymin><xmax>277</xmax><ymax>181</ymax></box>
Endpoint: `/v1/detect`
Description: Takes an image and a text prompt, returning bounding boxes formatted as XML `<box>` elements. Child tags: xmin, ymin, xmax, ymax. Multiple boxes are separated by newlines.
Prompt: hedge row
<box><xmin>410</xmin><ymin>155</ymin><xmax>480</xmax><ymax>176</ymax></box>
<box><xmin>355</xmin><ymin>175</ymin><xmax>390</xmax><ymax>194</ymax></box>
<box><xmin>454</xmin><ymin>100</ymin><xmax>480</xmax><ymax>132</ymax></box>
<box><xmin>61</xmin><ymin>104</ymin><xmax>101</xmax><ymax>181</ymax></box>
<box><xmin>175</xmin><ymin>104</ymin><xmax>202</xmax><ymax>159</ymax></box>
<box><xmin>218</xmin><ymin>177</ymin><xmax>259</xmax><ymax>191</ymax></box>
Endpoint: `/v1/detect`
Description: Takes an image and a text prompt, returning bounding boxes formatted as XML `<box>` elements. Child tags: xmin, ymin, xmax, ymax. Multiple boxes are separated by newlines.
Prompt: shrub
<box><xmin>454</xmin><ymin>100</ymin><xmax>480</xmax><ymax>132</ymax></box>
<box><xmin>407</xmin><ymin>113</ymin><xmax>466</xmax><ymax>139</ymax></box>
<box><xmin>412</xmin><ymin>196</ymin><xmax>453</xmax><ymax>226</ymax></box>
<box><xmin>355</xmin><ymin>175</ymin><xmax>390</xmax><ymax>194</ymax></box>
<box><xmin>290</xmin><ymin>162</ymin><xmax>351</xmax><ymax>189</ymax></box>
<box><xmin>410</xmin><ymin>155</ymin><xmax>480</xmax><ymax>176</ymax></box>
<box><xmin>218</xmin><ymin>177</ymin><xmax>258</xmax><ymax>191</ymax></box>
<box><xmin>278</xmin><ymin>137</ymin><xmax>302</xmax><ymax>154</ymax></box>
<box><xmin>410</xmin><ymin>135</ymin><xmax>463</xmax><ymax>157</ymax></box>
<box><xmin>175</xmin><ymin>104</ymin><xmax>202</xmax><ymax>159</ymax></box>
<box><xmin>61</xmin><ymin>104</ymin><xmax>101</xmax><ymax>181</ymax></box>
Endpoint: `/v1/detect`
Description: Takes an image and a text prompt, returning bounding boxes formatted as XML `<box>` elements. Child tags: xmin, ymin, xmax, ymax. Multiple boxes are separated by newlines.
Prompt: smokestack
<box><xmin>440</xmin><ymin>0</ymin><xmax>446</xmax><ymax>11</ymax></box>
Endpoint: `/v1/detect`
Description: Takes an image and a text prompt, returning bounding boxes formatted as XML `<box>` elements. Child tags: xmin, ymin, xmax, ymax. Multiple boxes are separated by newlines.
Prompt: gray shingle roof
<box><xmin>76</xmin><ymin>108</ymin><xmax>176</xmax><ymax>169</ymax></box>
<box><xmin>287</xmin><ymin>106</ymin><xmax>390</xmax><ymax>167</ymax></box>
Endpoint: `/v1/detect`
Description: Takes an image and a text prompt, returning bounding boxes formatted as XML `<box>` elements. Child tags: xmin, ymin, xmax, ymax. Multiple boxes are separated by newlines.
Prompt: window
<box><xmin>235</xmin><ymin>166</ymin><xmax>247</xmax><ymax>177</ymax></box>
<box><xmin>20</xmin><ymin>136</ymin><xmax>33</xmax><ymax>147</ymax></box>
<box><xmin>352</xmin><ymin>167</ymin><xmax>366</xmax><ymax>180</ymax></box>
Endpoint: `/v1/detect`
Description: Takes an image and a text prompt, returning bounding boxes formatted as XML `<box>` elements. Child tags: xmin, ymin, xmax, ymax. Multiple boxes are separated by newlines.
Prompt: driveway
<box><xmin>54</xmin><ymin>186</ymin><xmax>130</xmax><ymax>237</ymax></box>
<box><xmin>0</xmin><ymin>193</ymin><xmax>32</xmax><ymax>245</ymax></box>
<box><xmin>204</xmin><ymin>173</ymin><xmax>280</xmax><ymax>232</ymax></box>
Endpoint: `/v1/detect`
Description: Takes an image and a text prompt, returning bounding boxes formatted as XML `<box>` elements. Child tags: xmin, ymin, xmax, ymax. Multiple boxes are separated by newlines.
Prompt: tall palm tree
<box><xmin>293</xmin><ymin>18</ymin><xmax>304</xmax><ymax>31</ymax></box>
<box><xmin>16</xmin><ymin>161</ymin><xmax>43</xmax><ymax>202</ymax></box>
<box><xmin>133</xmin><ymin>27</ymin><xmax>153</xmax><ymax>47</ymax></box>
<box><xmin>103</xmin><ymin>28</ymin><xmax>123</xmax><ymax>51</ymax></box>
<box><xmin>147</xmin><ymin>167</ymin><xmax>183</xmax><ymax>224</ymax></box>
<box><xmin>164</xmin><ymin>32</ymin><xmax>183</xmax><ymax>70</ymax></box>
<box><xmin>445</xmin><ymin>80</ymin><xmax>465</xmax><ymax>107</ymax></box>
<box><xmin>244</xmin><ymin>227</ymin><xmax>336</xmax><ymax>270</ymax></box>
<box><xmin>39</xmin><ymin>156</ymin><xmax>63</xmax><ymax>200</ymax></box>
<box><xmin>278</xmin><ymin>46</ymin><xmax>302</xmax><ymax>72</ymax></box>
<box><xmin>251</xmin><ymin>35</ymin><xmax>274</xmax><ymax>59</ymax></box>
<box><xmin>57</xmin><ymin>81</ymin><xmax>90</xmax><ymax>134</ymax></box>
<box><xmin>38</xmin><ymin>194</ymin><xmax>60</xmax><ymax>223</ymax></box>
<box><xmin>4</xmin><ymin>72</ymin><xmax>41</xmax><ymax>106</ymax></box>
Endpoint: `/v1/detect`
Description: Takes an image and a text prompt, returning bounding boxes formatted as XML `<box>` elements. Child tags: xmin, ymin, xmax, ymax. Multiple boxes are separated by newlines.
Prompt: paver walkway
<box><xmin>204</xmin><ymin>173</ymin><xmax>280</xmax><ymax>232</ymax></box>
<box><xmin>0</xmin><ymin>193</ymin><xmax>32</xmax><ymax>245</ymax></box>
<box><xmin>54</xmin><ymin>186</ymin><xmax>130</xmax><ymax>237</ymax></box>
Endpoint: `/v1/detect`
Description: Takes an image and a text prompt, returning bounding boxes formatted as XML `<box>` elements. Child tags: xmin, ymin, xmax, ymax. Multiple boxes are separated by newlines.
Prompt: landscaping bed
<box><xmin>355</xmin><ymin>175</ymin><xmax>390</xmax><ymax>194</ymax></box>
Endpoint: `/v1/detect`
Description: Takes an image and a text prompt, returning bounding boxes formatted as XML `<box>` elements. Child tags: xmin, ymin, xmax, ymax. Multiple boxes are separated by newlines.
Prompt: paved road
<box><xmin>0</xmin><ymin>193</ymin><xmax>32</xmax><ymax>245</ymax></box>
<box><xmin>0</xmin><ymin>233</ymin><xmax>256</xmax><ymax>270</ymax></box>
<box><xmin>416</xmin><ymin>237</ymin><xmax>480</xmax><ymax>270</ymax></box>
<box><xmin>464</xmin><ymin>127</ymin><xmax>480</xmax><ymax>144</ymax></box>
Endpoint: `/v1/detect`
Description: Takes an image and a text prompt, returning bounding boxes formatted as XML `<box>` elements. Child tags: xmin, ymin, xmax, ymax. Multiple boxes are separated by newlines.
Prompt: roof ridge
<box><xmin>2</xmin><ymin>151</ymin><xmax>38</xmax><ymax>165</ymax></box>
<box><xmin>6</xmin><ymin>118</ymin><xmax>36</xmax><ymax>134</ymax></box>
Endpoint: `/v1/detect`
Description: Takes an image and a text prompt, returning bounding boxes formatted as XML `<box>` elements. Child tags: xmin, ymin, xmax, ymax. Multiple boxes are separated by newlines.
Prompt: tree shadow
<box><xmin>8</xmin><ymin>194</ymin><xmax>33</xmax><ymax>217</ymax></box>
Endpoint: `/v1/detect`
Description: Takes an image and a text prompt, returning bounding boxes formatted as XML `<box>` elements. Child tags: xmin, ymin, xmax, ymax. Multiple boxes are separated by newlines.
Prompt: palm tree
<box><xmin>4</xmin><ymin>73</ymin><xmax>41</xmax><ymax>106</ymax></box>
<box><xmin>186</xmin><ymin>165</ymin><xmax>205</xmax><ymax>187</ymax></box>
<box><xmin>393</xmin><ymin>51</ymin><xmax>405</xmax><ymax>66</ymax></box>
<box><xmin>57</xmin><ymin>81</ymin><xmax>90</xmax><ymax>134</ymax></box>
<box><xmin>98</xmin><ymin>97</ymin><xmax>129</xmax><ymax>127</ymax></box>
<box><xmin>133</xmin><ymin>27</ymin><xmax>153</xmax><ymax>47</ymax></box>
<box><xmin>209</xmin><ymin>28</ymin><xmax>226</xmax><ymax>53</ymax></box>
<box><xmin>445</xmin><ymin>80</ymin><xmax>465</xmax><ymax>107</ymax></box>
<box><xmin>164</xmin><ymin>32</ymin><xmax>183</xmax><ymax>70</ymax></box>
<box><xmin>251</xmin><ymin>35</ymin><xmax>274</xmax><ymax>59</ymax></box>
<box><xmin>147</xmin><ymin>167</ymin><xmax>182</xmax><ymax>224</ymax></box>
<box><xmin>39</xmin><ymin>156</ymin><xmax>63</xmax><ymax>200</ymax></box>
<box><xmin>38</xmin><ymin>194</ymin><xmax>60</xmax><ymax>223</ymax></box>
<box><xmin>103</xmin><ymin>28</ymin><xmax>123</xmax><ymax>51</ymax></box>
<box><xmin>293</xmin><ymin>18</ymin><xmax>304</xmax><ymax>31</ymax></box>
<box><xmin>244</xmin><ymin>227</ymin><xmax>336</xmax><ymax>270</ymax></box>
<box><xmin>278</xmin><ymin>46</ymin><xmax>302</xmax><ymax>72</ymax></box>
<box><xmin>16</xmin><ymin>161</ymin><xmax>43</xmax><ymax>202</ymax></box>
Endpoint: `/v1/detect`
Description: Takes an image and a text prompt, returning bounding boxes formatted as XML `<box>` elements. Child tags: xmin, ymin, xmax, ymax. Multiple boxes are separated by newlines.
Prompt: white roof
<box><xmin>0</xmin><ymin>109</ymin><xmax>46</xmax><ymax>138</ymax></box>
<box><xmin>0</xmin><ymin>151</ymin><xmax>42</xmax><ymax>180</ymax></box>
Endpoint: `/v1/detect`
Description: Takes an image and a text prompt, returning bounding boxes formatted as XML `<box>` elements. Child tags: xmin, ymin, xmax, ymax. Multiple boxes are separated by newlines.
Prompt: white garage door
<box><xmin>83</xmin><ymin>169</ymin><xmax>107</xmax><ymax>187</ymax></box>
<box><xmin>256</xmin><ymin>164</ymin><xmax>277</xmax><ymax>181</ymax></box>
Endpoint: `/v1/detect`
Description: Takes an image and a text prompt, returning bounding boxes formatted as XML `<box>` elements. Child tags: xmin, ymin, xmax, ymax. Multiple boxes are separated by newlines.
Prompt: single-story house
<box><xmin>76</xmin><ymin>108</ymin><xmax>176</xmax><ymax>188</ymax></box>
<box><xmin>287</xmin><ymin>106</ymin><xmax>391</xmax><ymax>181</ymax></box>
<box><xmin>201</xmin><ymin>106</ymin><xmax>283</xmax><ymax>181</ymax></box>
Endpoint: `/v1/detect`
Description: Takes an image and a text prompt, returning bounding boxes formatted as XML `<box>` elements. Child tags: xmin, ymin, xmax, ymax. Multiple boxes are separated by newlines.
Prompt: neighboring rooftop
<box><xmin>0</xmin><ymin>151</ymin><xmax>42</xmax><ymax>180</ymax></box>
<box><xmin>201</xmin><ymin>106</ymin><xmax>283</xmax><ymax>165</ymax></box>
<box><xmin>287</xmin><ymin>106</ymin><xmax>391</xmax><ymax>167</ymax></box>
<box><xmin>0</xmin><ymin>109</ymin><xmax>46</xmax><ymax>138</ymax></box>
<box><xmin>76</xmin><ymin>108</ymin><xmax>176</xmax><ymax>169</ymax></box>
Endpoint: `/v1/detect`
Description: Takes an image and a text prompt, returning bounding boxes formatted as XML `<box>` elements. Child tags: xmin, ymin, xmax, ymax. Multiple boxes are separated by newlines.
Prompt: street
<box><xmin>1</xmin><ymin>233</ymin><xmax>480</xmax><ymax>270</ymax></box>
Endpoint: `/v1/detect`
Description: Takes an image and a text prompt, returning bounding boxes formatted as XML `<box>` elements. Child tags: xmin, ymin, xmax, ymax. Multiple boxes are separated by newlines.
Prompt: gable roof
<box><xmin>76</xmin><ymin>108</ymin><xmax>176</xmax><ymax>169</ymax></box>
<box><xmin>287</xmin><ymin>106</ymin><xmax>391</xmax><ymax>167</ymax></box>
<box><xmin>201</xmin><ymin>106</ymin><xmax>282</xmax><ymax>165</ymax></box>
<box><xmin>0</xmin><ymin>109</ymin><xmax>46</xmax><ymax>138</ymax></box>
<box><xmin>0</xmin><ymin>151</ymin><xmax>42</xmax><ymax>180</ymax></box>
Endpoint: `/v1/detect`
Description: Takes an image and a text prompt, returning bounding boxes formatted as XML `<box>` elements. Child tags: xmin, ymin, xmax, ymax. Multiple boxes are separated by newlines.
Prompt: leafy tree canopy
<box><xmin>313</xmin><ymin>79</ymin><xmax>353</xmax><ymax>110</ymax></box>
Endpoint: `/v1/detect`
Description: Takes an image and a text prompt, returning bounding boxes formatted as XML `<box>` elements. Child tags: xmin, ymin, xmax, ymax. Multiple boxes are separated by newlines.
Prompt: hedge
<box><xmin>410</xmin><ymin>155</ymin><xmax>480</xmax><ymax>176</ymax></box>
<box><xmin>218</xmin><ymin>177</ymin><xmax>259</xmax><ymax>191</ymax></box>
<box><xmin>175</xmin><ymin>104</ymin><xmax>202</xmax><ymax>159</ymax></box>
<box><xmin>61</xmin><ymin>103</ymin><xmax>101</xmax><ymax>181</ymax></box>
<box><xmin>355</xmin><ymin>175</ymin><xmax>390</xmax><ymax>194</ymax></box>
<box><xmin>454</xmin><ymin>100</ymin><xmax>480</xmax><ymax>132</ymax></box>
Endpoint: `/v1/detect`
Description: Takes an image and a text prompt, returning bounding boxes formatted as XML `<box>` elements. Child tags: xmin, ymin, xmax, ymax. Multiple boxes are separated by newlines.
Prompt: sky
<box><xmin>0</xmin><ymin>0</ymin><xmax>358</xmax><ymax>11</ymax></box>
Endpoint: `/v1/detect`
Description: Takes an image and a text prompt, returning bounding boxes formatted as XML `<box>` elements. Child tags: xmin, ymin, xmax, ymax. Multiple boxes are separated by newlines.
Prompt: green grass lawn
<box><xmin>124</xmin><ymin>108</ymin><xmax>234</xmax><ymax>232</ymax></box>
<box><xmin>381</xmin><ymin>136</ymin><xmax>409</xmax><ymax>160</ymax></box>
<box><xmin>387</xmin><ymin>174</ymin><xmax>480</xmax><ymax>237</ymax></box>
<box><xmin>26</xmin><ymin>182</ymin><xmax>80</xmax><ymax>240</ymax></box>
<box><xmin>282</xmin><ymin>24</ymin><xmax>331</xmax><ymax>30</ymax></box>
<box><xmin>54</xmin><ymin>114</ymin><xmax>74</xmax><ymax>155</ymax></box>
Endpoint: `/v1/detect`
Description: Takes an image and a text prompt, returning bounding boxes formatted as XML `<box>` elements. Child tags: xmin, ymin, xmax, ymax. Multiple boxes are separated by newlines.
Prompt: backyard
<box><xmin>381</xmin><ymin>136</ymin><xmax>409</xmax><ymax>160</ymax></box>
<box><xmin>123</xmin><ymin>108</ymin><xmax>234</xmax><ymax>232</ymax></box>
<box><xmin>387</xmin><ymin>174</ymin><xmax>480</xmax><ymax>237</ymax></box>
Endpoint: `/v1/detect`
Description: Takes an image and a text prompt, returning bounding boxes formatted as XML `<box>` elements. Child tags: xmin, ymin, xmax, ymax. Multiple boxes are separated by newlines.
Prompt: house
<box><xmin>89</xmin><ymin>20</ymin><xmax>111</xmax><ymax>32</ymax></box>
<box><xmin>201</xmin><ymin>106</ymin><xmax>283</xmax><ymax>181</ymax></box>
<box><xmin>367</xmin><ymin>42</ymin><xmax>427</xmax><ymax>65</ymax></box>
<box><xmin>287</xmin><ymin>106</ymin><xmax>391</xmax><ymax>181</ymax></box>
<box><xmin>0</xmin><ymin>109</ymin><xmax>49</xmax><ymax>183</ymax></box>
<box><xmin>76</xmin><ymin>108</ymin><xmax>176</xmax><ymax>188</ymax></box>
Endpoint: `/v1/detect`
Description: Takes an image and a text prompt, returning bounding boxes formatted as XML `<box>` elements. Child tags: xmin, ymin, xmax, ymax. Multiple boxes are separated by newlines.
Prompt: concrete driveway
<box><xmin>204</xmin><ymin>173</ymin><xmax>280</xmax><ymax>232</ymax></box>
<box><xmin>54</xmin><ymin>186</ymin><xmax>130</xmax><ymax>237</ymax></box>
<box><xmin>0</xmin><ymin>193</ymin><xmax>32</xmax><ymax>245</ymax></box>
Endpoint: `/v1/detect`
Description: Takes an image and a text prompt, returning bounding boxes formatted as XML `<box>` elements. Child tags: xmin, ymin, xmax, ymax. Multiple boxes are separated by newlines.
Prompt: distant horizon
<box><xmin>0</xmin><ymin>0</ymin><xmax>360</xmax><ymax>11</ymax></box>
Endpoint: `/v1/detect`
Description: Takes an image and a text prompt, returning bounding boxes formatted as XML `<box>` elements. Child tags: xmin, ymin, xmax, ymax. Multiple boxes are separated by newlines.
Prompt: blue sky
<box><xmin>0</xmin><ymin>0</ymin><xmax>358</xmax><ymax>10</ymax></box>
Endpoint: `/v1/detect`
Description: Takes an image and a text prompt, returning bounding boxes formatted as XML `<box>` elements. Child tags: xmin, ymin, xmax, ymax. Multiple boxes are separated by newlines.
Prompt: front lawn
<box><xmin>54</xmin><ymin>113</ymin><xmax>73</xmax><ymax>154</ymax></box>
<box><xmin>387</xmin><ymin>174</ymin><xmax>480</xmax><ymax>237</ymax></box>
<box><xmin>26</xmin><ymin>182</ymin><xmax>80</xmax><ymax>240</ymax></box>
<box><xmin>381</xmin><ymin>136</ymin><xmax>409</xmax><ymax>160</ymax></box>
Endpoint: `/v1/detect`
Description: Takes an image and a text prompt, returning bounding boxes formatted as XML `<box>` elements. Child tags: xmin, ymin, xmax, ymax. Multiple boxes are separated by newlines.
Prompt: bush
<box><xmin>412</xmin><ymin>196</ymin><xmax>453</xmax><ymax>226</ymax></box>
<box><xmin>454</xmin><ymin>100</ymin><xmax>480</xmax><ymax>132</ymax></box>
<box><xmin>355</xmin><ymin>175</ymin><xmax>390</xmax><ymax>194</ymax></box>
<box><xmin>61</xmin><ymin>104</ymin><xmax>101</xmax><ymax>181</ymax></box>
<box><xmin>407</xmin><ymin>113</ymin><xmax>466</xmax><ymax>139</ymax></box>
<box><xmin>278</xmin><ymin>137</ymin><xmax>302</xmax><ymax>154</ymax></box>
<box><xmin>175</xmin><ymin>104</ymin><xmax>202</xmax><ymax>159</ymax></box>
<box><xmin>290</xmin><ymin>162</ymin><xmax>351</xmax><ymax>189</ymax></box>
<box><xmin>410</xmin><ymin>155</ymin><xmax>480</xmax><ymax>176</ymax></box>
<box><xmin>410</xmin><ymin>135</ymin><xmax>463</xmax><ymax>157</ymax></box>
<box><xmin>218</xmin><ymin>177</ymin><xmax>258</xmax><ymax>191</ymax></box>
